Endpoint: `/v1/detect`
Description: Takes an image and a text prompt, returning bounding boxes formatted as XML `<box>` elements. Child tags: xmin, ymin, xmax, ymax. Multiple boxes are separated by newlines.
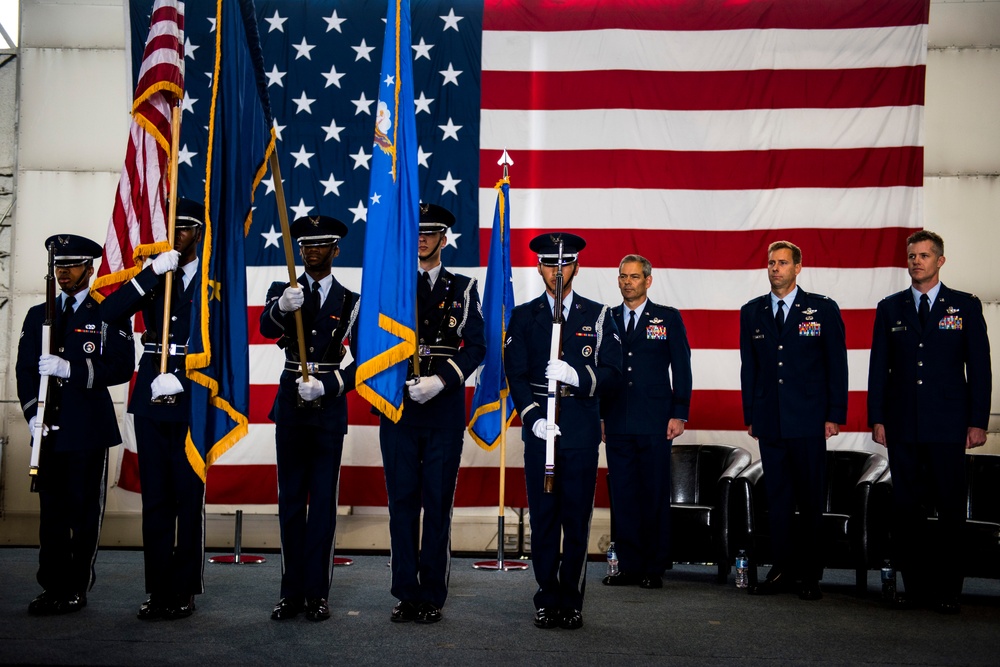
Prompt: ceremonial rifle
<box><xmin>543</xmin><ymin>239</ymin><xmax>565</xmax><ymax>494</ymax></box>
<box><xmin>28</xmin><ymin>243</ymin><xmax>57</xmax><ymax>492</ymax></box>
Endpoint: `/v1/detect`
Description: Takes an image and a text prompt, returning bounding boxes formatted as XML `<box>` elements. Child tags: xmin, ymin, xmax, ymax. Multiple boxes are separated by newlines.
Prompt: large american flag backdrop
<box><xmin>118</xmin><ymin>0</ymin><xmax>928</xmax><ymax>507</ymax></box>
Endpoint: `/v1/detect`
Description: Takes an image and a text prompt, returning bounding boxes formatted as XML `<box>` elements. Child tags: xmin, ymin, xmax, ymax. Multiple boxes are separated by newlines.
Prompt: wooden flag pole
<box><xmin>268</xmin><ymin>152</ymin><xmax>309</xmax><ymax>382</ymax></box>
<box><xmin>474</xmin><ymin>153</ymin><xmax>526</xmax><ymax>571</ymax></box>
<box><xmin>157</xmin><ymin>104</ymin><xmax>182</xmax><ymax>376</ymax></box>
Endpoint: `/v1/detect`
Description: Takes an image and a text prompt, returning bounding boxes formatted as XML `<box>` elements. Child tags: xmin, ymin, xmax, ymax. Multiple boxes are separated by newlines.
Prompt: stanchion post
<box><xmin>209</xmin><ymin>510</ymin><xmax>266</xmax><ymax>565</ymax></box>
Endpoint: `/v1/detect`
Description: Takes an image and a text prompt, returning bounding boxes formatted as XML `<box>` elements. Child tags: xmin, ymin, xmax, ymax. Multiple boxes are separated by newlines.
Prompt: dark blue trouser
<box><xmin>758</xmin><ymin>436</ymin><xmax>826</xmax><ymax>581</ymax></box>
<box><xmin>606</xmin><ymin>434</ymin><xmax>673</xmax><ymax>577</ymax></box>
<box><xmin>134</xmin><ymin>417</ymin><xmax>205</xmax><ymax>598</ymax></box>
<box><xmin>380</xmin><ymin>421</ymin><xmax>464</xmax><ymax>608</ymax></box>
<box><xmin>37</xmin><ymin>448</ymin><xmax>108</xmax><ymax>594</ymax></box>
<box><xmin>887</xmin><ymin>440</ymin><xmax>966</xmax><ymax>599</ymax></box>
<box><xmin>524</xmin><ymin>438</ymin><xmax>599</xmax><ymax>612</ymax></box>
<box><xmin>275</xmin><ymin>420</ymin><xmax>344</xmax><ymax>600</ymax></box>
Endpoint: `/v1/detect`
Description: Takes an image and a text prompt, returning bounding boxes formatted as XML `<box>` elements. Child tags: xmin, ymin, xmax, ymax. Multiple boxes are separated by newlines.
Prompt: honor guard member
<box><xmin>601</xmin><ymin>254</ymin><xmax>692</xmax><ymax>589</ymax></box>
<box><xmin>868</xmin><ymin>230</ymin><xmax>992</xmax><ymax>614</ymax></box>
<box><xmin>504</xmin><ymin>232</ymin><xmax>623</xmax><ymax>630</ymax></box>
<box><xmin>739</xmin><ymin>240</ymin><xmax>848</xmax><ymax>601</ymax></box>
<box><xmin>380</xmin><ymin>203</ymin><xmax>485</xmax><ymax>625</ymax></box>
<box><xmin>100</xmin><ymin>198</ymin><xmax>206</xmax><ymax>620</ymax></box>
<box><xmin>259</xmin><ymin>215</ymin><xmax>360</xmax><ymax>623</ymax></box>
<box><xmin>16</xmin><ymin>235</ymin><xmax>134</xmax><ymax>615</ymax></box>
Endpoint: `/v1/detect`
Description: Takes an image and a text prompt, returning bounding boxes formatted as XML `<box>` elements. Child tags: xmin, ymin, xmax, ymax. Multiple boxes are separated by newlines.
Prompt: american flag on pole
<box><xmin>92</xmin><ymin>0</ymin><xmax>183</xmax><ymax>300</ymax></box>
<box><xmin>118</xmin><ymin>0</ymin><xmax>928</xmax><ymax>506</ymax></box>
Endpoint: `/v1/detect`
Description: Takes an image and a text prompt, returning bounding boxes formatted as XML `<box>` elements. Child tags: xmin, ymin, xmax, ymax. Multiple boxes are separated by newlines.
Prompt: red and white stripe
<box><xmin>116</xmin><ymin>0</ymin><xmax>929</xmax><ymax>508</ymax></box>
<box><xmin>93</xmin><ymin>0</ymin><xmax>184</xmax><ymax>299</ymax></box>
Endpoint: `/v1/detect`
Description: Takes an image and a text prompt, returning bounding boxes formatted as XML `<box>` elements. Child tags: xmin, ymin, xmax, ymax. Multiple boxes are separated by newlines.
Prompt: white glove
<box><xmin>546</xmin><ymin>359</ymin><xmax>579</xmax><ymax>387</ymax></box>
<box><xmin>278</xmin><ymin>286</ymin><xmax>304</xmax><ymax>312</ymax></box>
<box><xmin>531</xmin><ymin>419</ymin><xmax>561</xmax><ymax>440</ymax></box>
<box><xmin>407</xmin><ymin>375</ymin><xmax>445</xmax><ymax>404</ymax></box>
<box><xmin>39</xmin><ymin>354</ymin><xmax>71</xmax><ymax>379</ymax></box>
<box><xmin>28</xmin><ymin>416</ymin><xmax>50</xmax><ymax>439</ymax></box>
<box><xmin>151</xmin><ymin>372</ymin><xmax>184</xmax><ymax>398</ymax></box>
<box><xmin>151</xmin><ymin>250</ymin><xmax>180</xmax><ymax>275</ymax></box>
<box><xmin>297</xmin><ymin>376</ymin><xmax>326</xmax><ymax>402</ymax></box>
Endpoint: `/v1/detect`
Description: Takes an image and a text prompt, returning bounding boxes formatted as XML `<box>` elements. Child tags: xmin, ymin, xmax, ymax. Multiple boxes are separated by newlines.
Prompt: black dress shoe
<box><xmin>601</xmin><ymin>573</ymin><xmax>640</xmax><ymax>586</ymax></box>
<box><xmin>137</xmin><ymin>595</ymin><xmax>169</xmax><ymax>621</ymax></box>
<box><xmin>533</xmin><ymin>607</ymin><xmax>559</xmax><ymax>629</ymax></box>
<box><xmin>391</xmin><ymin>600</ymin><xmax>419</xmax><ymax>623</ymax></box>
<box><xmin>305</xmin><ymin>597</ymin><xmax>330</xmax><ymax>622</ymax></box>
<box><xmin>57</xmin><ymin>593</ymin><xmax>87</xmax><ymax>614</ymax></box>
<box><xmin>798</xmin><ymin>580</ymin><xmax>823</xmax><ymax>601</ymax></box>
<box><xmin>28</xmin><ymin>591</ymin><xmax>60</xmax><ymax>616</ymax></box>
<box><xmin>164</xmin><ymin>595</ymin><xmax>196</xmax><ymax>620</ymax></box>
<box><xmin>559</xmin><ymin>608</ymin><xmax>584</xmax><ymax>630</ymax></box>
<box><xmin>271</xmin><ymin>597</ymin><xmax>304</xmax><ymax>621</ymax></box>
<box><xmin>749</xmin><ymin>570</ymin><xmax>794</xmax><ymax>596</ymax></box>
<box><xmin>640</xmin><ymin>575</ymin><xmax>663</xmax><ymax>589</ymax></box>
<box><xmin>415</xmin><ymin>602</ymin><xmax>442</xmax><ymax>624</ymax></box>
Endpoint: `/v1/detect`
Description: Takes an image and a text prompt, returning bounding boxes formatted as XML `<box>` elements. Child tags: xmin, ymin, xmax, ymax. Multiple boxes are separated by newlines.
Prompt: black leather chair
<box><xmin>729</xmin><ymin>449</ymin><xmax>889</xmax><ymax>593</ymax></box>
<box><xmin>668</xmin><ymin>444</ymin><xmax>753</xmax><ymax>582</ymax></box>
<box><xmin>874</xmin><ymin>453</ymin><xmax>1000</xmax><ymax>581</ymax></box>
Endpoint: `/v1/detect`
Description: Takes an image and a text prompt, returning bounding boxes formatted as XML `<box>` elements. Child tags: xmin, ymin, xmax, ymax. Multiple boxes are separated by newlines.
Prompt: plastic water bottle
<box><xmin>606</xmin><ymin>542</ymin><xmax>619</xmax><ymax>577</ymax></box>
<box><xmin>735</xmin><ymin>550</ymin><xmax>749</xmax><ymax>589</ymax></box>
<box><xmin>880</xmin><ymin>559</ymin><xmax>896</xmax><ymax>601</ymax></box>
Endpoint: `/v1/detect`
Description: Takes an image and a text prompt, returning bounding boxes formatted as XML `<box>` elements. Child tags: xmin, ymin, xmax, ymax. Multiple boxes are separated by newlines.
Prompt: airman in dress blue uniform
<box><xmin>868</xmin><ymin>230</ymin><xmax>992</xmax><ymax>614</ymax></box>
<box><xmin>259</xmin><ymin>215</ymin><xmax>359</xmax><ymax>623</ymax></box>
<box><xmin>381</xmin><ymin>204</ymin><xmax>485</xmax><ymax>625</ymax></box>
<box><xmin>99</xmin><ymin>198</ymin><xmax>206</xmax><ymax>620</ymax></box>
<box><xmin>16</xmin><ymin>234</ymin><xmax>134</xmax><ymax>615</ymax></box>
<box><xmin>739</xmin><ymin>240</ymin><xmax>848</xmax><ymax>601</ymax></box>
<box><xmin>601</xmin><ymin>254</ymin><xmax>692</xmax><ymax>590</ymax></box>
<box><xmin>504</xmin><ymin>232</ymin><xmax>623</xmax><ymax>630</ymax></box>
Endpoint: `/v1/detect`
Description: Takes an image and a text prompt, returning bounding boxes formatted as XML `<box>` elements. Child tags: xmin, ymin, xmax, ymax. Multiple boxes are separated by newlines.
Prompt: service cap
<box><xmin>44</xmin><ymin>234</ymin><xmax>103</xmax><ymax>267</ymax></box>
<box><xmin>175</xmin><ymin>197</ymin><xmax>206</xmax><ymax>229</ymax></box>
<box><xmin>529</xmin><ymin>232</ymin><xmax>586</xmax><ymax>266</ymax></box>
<box><xmin>291</xmin><ymin>215</ymin><xmax>349</xmax><ymax>247</ymax></box>
<box><xmin>418</xmin><ymin>203</ymin><xmax>456</xmax><ymax>234</ymax></box>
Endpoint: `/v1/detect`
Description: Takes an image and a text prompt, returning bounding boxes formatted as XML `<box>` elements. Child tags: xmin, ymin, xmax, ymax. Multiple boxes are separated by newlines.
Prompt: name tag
<box><xmin>646</xmin><ymin>324</ymin><xmax>667</xmax><ymax>340</ymax></box>
<box><xmin>799</xmin><ymin>321</ymin><xmax>821</xmax><ymax>336</ymax></box>
<box><xmin>891</xmin><ymin>326</ymin><xmax>906</xmax><ymax>332</ymax></box>
<box><xmin>939</xmin><ymin>316</ymin><xmax>962</xmax><ymax>330</ymax></box>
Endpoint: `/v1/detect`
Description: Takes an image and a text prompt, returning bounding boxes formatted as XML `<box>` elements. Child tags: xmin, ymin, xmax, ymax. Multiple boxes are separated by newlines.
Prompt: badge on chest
<box><xmin>799</xmin><ymin>321</ymin><xmax>821</xmax><ymax>336</ymax></box>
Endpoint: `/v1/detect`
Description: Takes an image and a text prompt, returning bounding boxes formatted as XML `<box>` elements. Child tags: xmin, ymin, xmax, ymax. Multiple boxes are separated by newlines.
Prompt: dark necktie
<box><xmin>61</xmin><ymin>294</ymin><xmax>76</xmax><ymax>340</ymax></box>
<box><xmin>626</xmin><ymin>310</ymin><xmax>636</xmax><ymax>335</ymax></box>
<box><xmin>418</xmin><ymin>271</ymin><xmax>432</xmax><ymax>305</ymax></box>
<box><xmin>311</xmin><ymin>281</ymin><xmax>323</xmax><ymax>311</ymax></box>
<box><xmin>919</xmin><ymin>293</ymin><xmax>929</xmax><ymax>327</ymax></box>
<box><xmin>775</xmin><ymin>300</ymin><xmax>785</xmax><ymax>331</ymax></box>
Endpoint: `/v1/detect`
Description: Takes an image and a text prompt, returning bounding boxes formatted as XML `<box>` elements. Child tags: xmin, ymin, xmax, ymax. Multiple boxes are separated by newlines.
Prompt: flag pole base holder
<box><xmin>473</xmin><ymin>515</ymin><xmax>528</xmax><ymax>571</ymax></box>
<box><xmin>209</xmin><ymin>510</ymin><xmax>266</xmax><ymax>565</ymax></box>
<box><xmin>472</xmin><ymin>560</ymin><xmax>529</xmax><ymax>571</ymax></box>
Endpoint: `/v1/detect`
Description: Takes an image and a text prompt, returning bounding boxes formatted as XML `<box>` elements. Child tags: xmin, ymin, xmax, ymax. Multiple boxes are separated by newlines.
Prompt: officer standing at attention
<box><xmin>259</xmin><ymin>215</ymin><xmax>359</xmax><ymax>623</ymax></box>
<box><xmin>504</xmin><ymin>233</ymin><xmax>622</xmax><ymax>630</ymax></box>
<box><xmin>380</xmin><ymin>203</ymin><xmax>485</xmax><ymax>625</ymax></box>
<box><xmin>601</xmin><ymin>254</ymin><xmax>692</xmax><ymax>590</ymax></box>
<box><xmin>100</xmin><ymin>198</ymin><xmax>206</xmax><ymax>620</ymax></box>
<box><xmin>739</xmin><ymin>240</ymin><xmax>848</xmax><ymax>601</ymax></box>
<box><xmin>868</xmin><ymin>230</ymin><xmax>991</xmax><ymax>614</ymax></box>
<box><xmin>16</xmin><ymin>235</ymin><xmax>134</xmax><ymax>615</ymax></box>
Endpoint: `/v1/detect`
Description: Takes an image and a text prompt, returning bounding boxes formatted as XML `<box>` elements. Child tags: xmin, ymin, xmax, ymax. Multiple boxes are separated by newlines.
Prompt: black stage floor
<box><xmin>1</xmin><ymin>548</ymin><xmax>999</xmax><ymax>666</ymax></box>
